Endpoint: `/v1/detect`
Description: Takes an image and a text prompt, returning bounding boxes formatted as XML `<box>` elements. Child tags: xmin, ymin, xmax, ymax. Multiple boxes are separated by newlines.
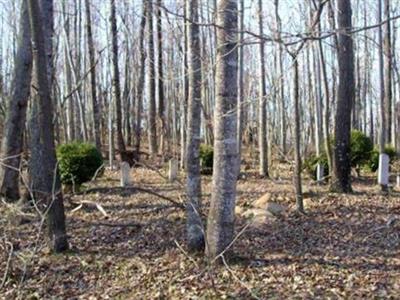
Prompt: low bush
<box><xmin>367</xmin><ymin>145</ymin><xmax>397</xmax><ymax>172</ymax></box>
<box><xmin>199</xmin><ymin>144</ymin><xmax>213</xmax><ymax>175</ymax></box>
<box><xmin>56</xmin><ymin>142</ymin><xmax>103</xmax><ymax>186</ymax></box>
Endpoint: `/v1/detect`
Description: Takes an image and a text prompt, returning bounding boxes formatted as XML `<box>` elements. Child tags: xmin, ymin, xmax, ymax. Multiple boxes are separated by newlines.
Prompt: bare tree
<box><xmin>258</xmin><ymin>0</ymin><xmax>268</xmax><ymax>178</ymax></box>
<box><xmin>147</xmin><ymin>0</ymin><xmax>158</xmax><ymax>156</ymax></box>
<box><xmin>85</xmin><ymin>0</ymin><xmax>101</xmax><ymax>151</ymax></box>
<box><xmin>0</xmin><ymin>0</ymin><xmax>32</xmax><ymax>201</ymax></box>
<box><xmin>330</xmin><ymin>0</ymin><xmax>354</xmax><ymax>193</ymax></box>
<box><xmin>28</xmin><ymin>0</ymin><xmax>68</xmax><ymax>252</ymax></box>
<box><xmin>206</xmin><ymin>0</ymin><xmax>238</xmax><ymax>260</ymax></box>
<box><xmin>110</xmin><ymin>0</ymin><xmax>126</xmax><ymax>157</ymax></box>
<box><xmin>135</xmin><ymin>0</ymin><xmax>147</xmax><ymax>158</ymax></box>
<box><xmin>186</xmin><ymin>0</ymin><xmax>204</xmax><ymax>252</ymax></box>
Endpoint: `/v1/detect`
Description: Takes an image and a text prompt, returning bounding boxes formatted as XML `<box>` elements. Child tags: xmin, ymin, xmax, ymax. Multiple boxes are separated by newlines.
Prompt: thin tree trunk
<box><xmin>147</xmin><ymin>0</ymin><xmax>158</xmax><ymax>156</ymax></box>
<box><xmin>236</xmin><ymin>0</ymin><xmax>244</xmax><ymax>176</ymax></box>
<box><xmin>110</xmin><ymin>0</ymin><xmax>126</xmax><ymax>157</ymax></box>
<box><xmin>156</xmin><ymin>0</ymin><xmax>166</xmax><ymax>155</ymax></box>
<box><xmin>85</xmin><ymin>0</ymin><xmax>101</xmax><ymax>151</ymax></box>
<box><xmin>257</xmin><ymin>0</ymin><xmax>268</xmax><ymax>177</ymax></box>
<box><xmin>186</xmin><ymin>0</ymin><xmax>204</xmax><ymax>252</ymax></box>
<box><xmin>135</xmin><ymin>0</ymin><xmax>147</xmax><ymax>158</ymax></box>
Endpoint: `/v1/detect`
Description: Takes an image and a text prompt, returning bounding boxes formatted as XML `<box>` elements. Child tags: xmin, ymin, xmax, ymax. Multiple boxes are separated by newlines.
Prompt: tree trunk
<box><xmin>330</xmin><ymin>0</ymin><xmax>354</xmax><ymax>193</ymax></box>
<box><xmin>257</xmin><ymin>0</ymin><xmax>268</xmax><ymax>177</ymax></box>
<box><xmin>293</xmin><ymin>58</ymin><xmax>303</xmax><ymax>212</ymax></box>
<box><xmin>156</xmin><ymin>0</ymin><xmax>166</xmax><ymax>155</ymax></box>
<box><xmin>186</xmin><ymin>0</ymin><xmax>204</xmax><ymax>252</ymax></box>
<box><xmin>85</xmin><ymin>0</ymin><xmax>101</xmax><ymax>151</ymax></box>
<box><xmin>147</xmin><ymin>0</ymin><xmax>158</xmax><ymax>156</ymax></box>
<box><xmin>28</xmin><ymin>0</ymin><xmax>68</xmax><ymax>252</ymax></box>
<box><xmin>135</xmin><ymin>0</ymin><xmax>147</xmax><ymax>157</ymax></box>
<box><xmin>236</xmin><ymin>0</ymin><xmax>244</xmax><ymax>176</ymax></box>
<box><xmin>0</xmin><ymin>0</ymin><xmax>32</xmax><ymax>201</ymax></box>
<box><xmin>383</xmin><ymin>0</ymin><xmax>392</xmax><ymax>145</ymax></box>
<box><xmin>206</xmin><ymin>0</ymin><xmax>238</xmax><ymax>260</ymax></box>
<box><xmin>110</xmin><ymin>0</ymin><xmax>126</xmax><ymax>156</ymax></box>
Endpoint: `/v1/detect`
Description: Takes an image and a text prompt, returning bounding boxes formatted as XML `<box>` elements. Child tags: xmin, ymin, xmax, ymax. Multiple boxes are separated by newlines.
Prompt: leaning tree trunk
<box><xmin>0</xmin><ymin>0</ymin><xmax>32</xmax><ymax>201</ymax></box>
<box><xmin>28</xmin><ymin>0</ymin><xmax>68</xmax><ymax>252</ymax></box>
<box><xmin>110</xmin><ymin>0</ymin><xmax>126</xmax><ymax>156</ymax></box>
<box><xmin>330</xmin><ymin>0</ymin><xmax>354</xmax><ymax>193</ymax></box>
<box><xmin>186</xmin><ymin>0</ymin><xmax>204</xmax><ymax>252</ymax></box>
<box><xmin>85</xmin><ymin>0</ymin><xmax>101</xmax><ymax>152</ymax></box>
<box><xmin>206</xmin><ymin>0</ymin><xmax>238</xmax><ymax>260</ymax></box>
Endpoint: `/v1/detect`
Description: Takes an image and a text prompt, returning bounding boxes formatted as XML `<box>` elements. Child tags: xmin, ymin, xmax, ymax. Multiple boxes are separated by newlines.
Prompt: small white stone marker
<box><xmin>168</xmin><ymin>158</ymin><xmax>179</xmax><ymax>182</ymax></box>
<box><xmin>316</xmin><ymin>163</ymin><xmax>324</xmax><ymax>182</ymax></box>
<box><xmin>120</xmin><ymin>161</ymin><xmax>132</xmax><ymax>187</ymax></box>
<box><xmin>396</xmin><ymin>175</ymin><xmax>400</xmax><ymax>188</ymax></box>
<box><xmin>378</xmin><ymin>153</ymin><xmax>389</xmax><ymax>186</ymax></box>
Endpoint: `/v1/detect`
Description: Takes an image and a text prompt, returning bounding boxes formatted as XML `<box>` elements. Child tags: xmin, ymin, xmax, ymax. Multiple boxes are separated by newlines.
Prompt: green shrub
<box><xmin>199</xmin><ymin>144</ymin><xmax>213</xmax><ymax>175</ymax></box>
<box><xmin>56</xmin><ymin>142</ymin><xmax>103</xmax><ymax>185</ymax></box>
<box><xmin>350</xmin><ymin>130</ymin><xmax>374</xmax><ymax>167</ymax></box>
<box><xmin>303</xmin><ymin>152</ymin><xmax>328</xmax><ymax>180</ymax></box>
<box><xmin>367</xmin><ymin>145</ymin><xmax>397</xmax><ymax>172</ymax></box>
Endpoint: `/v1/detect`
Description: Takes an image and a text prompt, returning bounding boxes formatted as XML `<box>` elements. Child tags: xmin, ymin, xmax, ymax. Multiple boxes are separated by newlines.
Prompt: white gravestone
<box><xmin>120</xmin><ymin>161</ymin><xmax>132</xmax><ymax>187</ymax></box>
<box><xmin>378</xmin><ymin>153</ymin><xmax>389</xmax><ymax>186</ymax></box>
<box><xmin>316</xmin><ymin>163</ymin><xmax>324</xmax><ymax>182</ymax></box>
<box><xmin>396</xmin><ymin>175</ymin><xmax>400</xmax><ymax>188</ymax></box>
<box><xmin>168</xmin><ymin>158</ymin><xmax>179</xmax><ymax>182</ymax></box>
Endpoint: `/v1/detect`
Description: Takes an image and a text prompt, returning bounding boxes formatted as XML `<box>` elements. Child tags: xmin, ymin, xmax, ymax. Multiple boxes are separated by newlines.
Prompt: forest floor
<box><xmin>1</xmin><ymin>160</ymin><xmax>400</xmax><ymax>299</ymax></box>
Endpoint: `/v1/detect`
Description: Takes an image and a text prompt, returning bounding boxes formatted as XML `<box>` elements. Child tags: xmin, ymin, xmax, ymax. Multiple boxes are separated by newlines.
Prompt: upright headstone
<box><xmin>168</xmin><ymin>158</ymin><xmax>178</xmax><ymax>182</ymax></box>
<box><xmin>120</xmin><ymin>161</ymin><xmax>132</xmax><ymax>187</ymax></box>
<box><xmin>396</xmin><ymin>175</ymin><xmax>400</xmax><ymax>189</ymax></box>
<box><xmin>378</xmin><ymin>153</ymin><xmax>389</xmax><ymax>186</ymax></box>
<box><xmin>316</xmin><ymin>163</ymin><xmax>324</xmax><ymax>183</ymax></box>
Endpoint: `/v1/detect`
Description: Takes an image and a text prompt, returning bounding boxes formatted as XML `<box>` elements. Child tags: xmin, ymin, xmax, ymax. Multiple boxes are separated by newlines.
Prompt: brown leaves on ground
<box><xmin>1</xmin><ymin>165</ymin><xmax>400</xmax><ymax>299</ymax></box>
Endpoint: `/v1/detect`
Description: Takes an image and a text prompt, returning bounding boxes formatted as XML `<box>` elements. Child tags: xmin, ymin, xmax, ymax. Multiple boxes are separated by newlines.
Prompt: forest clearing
<box><xmin>1</xmin><ymin>157</ymin><xmax>400</xmax><ymax>299</ymax></box>
<box><xmin>1</xmin><ymin>0</ymin><xmax>400</xmax><ymax>298</ymax></box>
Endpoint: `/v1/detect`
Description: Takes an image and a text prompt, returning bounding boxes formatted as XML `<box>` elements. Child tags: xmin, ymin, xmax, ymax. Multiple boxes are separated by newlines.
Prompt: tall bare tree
<box><xmin>28</xmin><ymin>0</ymin><xmax>68</xmax><ymax>252</ymax></box>
<box><xmin>110</xmin><ymin>0</ymin><xmax>126</xmax><ymax>157</ymax></box>
<box><xmin>85</xmin><ymin>0</ymin><xmax>101</xmax><ymax>151</ymax></box>
<box><xmin>206</xmin><ymin>0</ymin><xmax>238</xmax><ymax>260</ymax></box>
<box><xmin>147</xmin><ymin>0</ymin><xmax>158</xmax><ymax>156</ymax></box>
<box><xmin>135</xmin><ymin>0</ymin><xmax>147</xmax><ymax>157</ymax></box>
<box><xmin>258</xmin><ymin>0</ymin><xmax>268</xmax><ymax>177</ymax></box>
<box><xmin>186</xmin><ymin>0</ymin><xmax>204</xmax><ymax>252</ymax></box>
<box><xmin>0</xmin><ymin>0</ymin><xmax>32</xmax><ymax>201</ymax></box>
<box><xmin>330</xmin><ymin>0</ymin><xmax>354</xmax><ymax>193</ymax></box>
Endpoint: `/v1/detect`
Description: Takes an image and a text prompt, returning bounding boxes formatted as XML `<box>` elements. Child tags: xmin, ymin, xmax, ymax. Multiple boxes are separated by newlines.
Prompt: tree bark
<box><xmin>206</xmin><ymin>0</ymin><xmax>238</xmax><ymax>260</ymax></box>
<box><xmin>186</xmin><ymin>0</ymin><xmax>204</xmax><ymax>252</ymax></box>
<box><xmin>28</xmin><ymin>0</ymin><xmax>68</xmax><ymax>252</ymax></box>
<box><xmin>110</xmin><ymin>0</ymin><xmax>126</xmax><ymax>156</ymax></box>
<box><xmin>330</xmin><ymin>0</ymin><xmax>354</xmax><ymax>193</ymax></box>
<box><xmin>257</xmin><ymin>0</ymin><xmax>268</xmax><ymax>177</ymax></box>
<box><xmin>85</xmin><ymin>0</ymin><xmax>101</xmax><ymax>151</ymax></box>
<box><xmin>147</xmin><ymin>0</ymin><xmax>158</xmax><ymax>156</ymax></box>
<box><xmin>383</xmin><ymin>0</ymin><xmax>392</xmax><ymax>145</ymax></box>
<box><xmin>135</xmin><ymin>0</ymin><xmax>147</xmax><ymax>157</ymax></box>
<box><xmin>0</xmin><ymin>0</ymin><xmax>32</xmax><ymax>201</ymax></box>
